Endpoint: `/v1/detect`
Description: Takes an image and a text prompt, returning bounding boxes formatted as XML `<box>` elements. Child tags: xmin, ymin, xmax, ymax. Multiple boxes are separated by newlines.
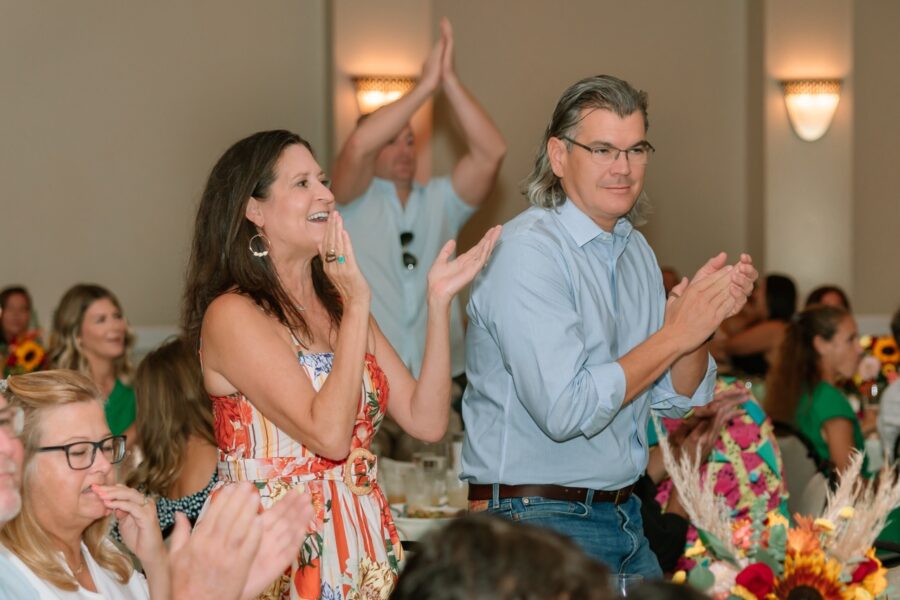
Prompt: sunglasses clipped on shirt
<box><xmin>400</xmin><ymin>231</ymin><xmax>417</xmax><ymax>271</ymax></box>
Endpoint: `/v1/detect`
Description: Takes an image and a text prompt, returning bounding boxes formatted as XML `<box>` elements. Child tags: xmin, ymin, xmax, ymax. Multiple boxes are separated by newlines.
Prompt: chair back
<box><xmin>773</xmin><ymin>421</ymin><xmax>828</xmax><ymax>518</ymax></box>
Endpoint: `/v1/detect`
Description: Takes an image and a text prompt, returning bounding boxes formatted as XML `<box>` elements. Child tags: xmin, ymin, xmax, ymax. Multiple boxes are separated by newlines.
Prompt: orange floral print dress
<box><xmin>210</xmin><ymin>351</ymin><xmax>401</xmax><ymax>600</ymax></box>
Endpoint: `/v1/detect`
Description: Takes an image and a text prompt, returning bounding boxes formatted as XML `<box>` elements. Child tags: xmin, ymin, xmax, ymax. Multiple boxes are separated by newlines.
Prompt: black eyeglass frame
<box><xmin>560</xmin><ymin>136</ymin><xmax>656</xmax><ymax>165</ymax></box>
<box><xmin>37</xmin><ymin>435</ymin><xmax>127</xmax><ymax>470</ymax></box>
<box><xmin>400</xmin><ymin>231</ymin><xmax>417</xmax><ymax>271</ymax></box>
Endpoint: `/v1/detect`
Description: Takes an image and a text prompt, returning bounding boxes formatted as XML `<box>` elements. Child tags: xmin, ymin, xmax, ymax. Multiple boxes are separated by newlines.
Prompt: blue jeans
<box><xmin>485</xmin><ymin>492</ymin><xmax>662</xmax><ymax>578</ymax></box>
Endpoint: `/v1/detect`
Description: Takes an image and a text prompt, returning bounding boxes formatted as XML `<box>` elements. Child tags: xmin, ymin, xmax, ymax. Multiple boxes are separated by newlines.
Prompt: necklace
<box><xmin>65</xmin><ymin>552</ymin><xmax>86</xmax><ymax>577</ymax></box>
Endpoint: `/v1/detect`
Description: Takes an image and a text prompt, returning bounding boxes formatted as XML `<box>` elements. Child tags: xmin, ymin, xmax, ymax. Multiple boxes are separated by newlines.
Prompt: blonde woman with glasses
<box><xmin>0</xmin><ymin>370</ymin><xmax>162</xmax><ymax>598</ymax></box>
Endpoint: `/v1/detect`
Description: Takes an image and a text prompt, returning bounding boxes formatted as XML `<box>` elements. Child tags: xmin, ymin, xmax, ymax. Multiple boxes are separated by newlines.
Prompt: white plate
<box><xmin>393</xmin><ymin>516</ymin><xmax>454</xmax><ymax>541</ymax></box>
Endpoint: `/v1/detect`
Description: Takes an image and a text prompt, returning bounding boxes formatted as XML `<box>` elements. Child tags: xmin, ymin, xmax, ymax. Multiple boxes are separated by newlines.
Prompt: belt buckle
<box><xmin>614</xmin><ymin>488</ymin><xmax>622</xmax><ymax>505</ymax></box>
<box><xmin>343</xmin><ymin>447</ymin><xmax>377</xmax><ymax>496</ymax></box>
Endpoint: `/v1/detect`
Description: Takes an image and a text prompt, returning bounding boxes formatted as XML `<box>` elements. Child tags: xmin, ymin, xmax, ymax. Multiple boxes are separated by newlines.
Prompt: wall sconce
<box><xmin>780</xmin><ymin>79</ymin><xmax>842</xmax><ymax>142</ymax></box>
<box><xmin>352</xmin><ymin>76</ymin><xmax>417</xmax><ymax>115</ymax></box>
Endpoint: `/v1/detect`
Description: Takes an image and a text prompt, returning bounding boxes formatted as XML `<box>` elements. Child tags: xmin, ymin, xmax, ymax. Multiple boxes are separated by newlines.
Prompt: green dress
<box><xmin>794</xmin><ymin>381</ymin><xmax>900</xmax><ymax>544</ymax></box>
<box><xmin>105</xmin><ymin>379</ymin><xmax>136</xmax><ymax>436</ymax></box>
<box><xmin>795</xmin><ymin>381</ymin><xmax>868</xmax><ymax>474</ymax></box>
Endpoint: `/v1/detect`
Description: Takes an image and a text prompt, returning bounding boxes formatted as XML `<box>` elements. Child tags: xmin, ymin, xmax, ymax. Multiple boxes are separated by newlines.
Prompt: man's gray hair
<box><xmin>523</xmin><ymin>75</ymin><xmax>651</xmax><ymax>224</ymax></box>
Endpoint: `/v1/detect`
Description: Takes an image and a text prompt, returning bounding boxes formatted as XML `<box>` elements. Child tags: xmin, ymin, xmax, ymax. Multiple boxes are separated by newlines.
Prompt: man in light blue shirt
<box><xmin>462</xmin><ymin>75</ymin><xmax>757</xmax><ymax>576</ymax></box>
<box><xmin>332</xmin><ymin>18</ymin><xmax>505</xmax><ymax>381</ymax></box>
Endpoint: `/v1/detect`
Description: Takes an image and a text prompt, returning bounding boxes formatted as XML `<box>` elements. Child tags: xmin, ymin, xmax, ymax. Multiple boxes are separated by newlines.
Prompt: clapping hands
<box><xmin>420</xmin><ymin>17</ymin><xmax>459</xmax><ymax>94</ymax></box>
<box><xmin>427</xmin><ymin>225</ymin><xmax>502</xmax><ymax>304</ymax></box>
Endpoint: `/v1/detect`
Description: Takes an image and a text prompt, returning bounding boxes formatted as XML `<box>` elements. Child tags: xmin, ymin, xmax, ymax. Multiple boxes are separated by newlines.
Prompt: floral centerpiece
<box><xmin>855</xmin><ymin>334</ymin><xmax>899</xmax><ymax>401</ymax></box>
<box><xmin>2</xmin><ymin>330</ymin><xmax>48</xmax><ymax>377</ymax></box>
<box><xmin>656</xmin><ymin>415</ymin><xmax>899</xmax><ymax>599</ymax></box>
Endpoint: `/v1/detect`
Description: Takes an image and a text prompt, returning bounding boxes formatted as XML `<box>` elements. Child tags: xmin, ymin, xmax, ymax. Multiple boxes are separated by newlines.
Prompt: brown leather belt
<box><xmin>468</xmin><ymin>483</ymin><xmax>635</xmax><ymax>505</ymax></box>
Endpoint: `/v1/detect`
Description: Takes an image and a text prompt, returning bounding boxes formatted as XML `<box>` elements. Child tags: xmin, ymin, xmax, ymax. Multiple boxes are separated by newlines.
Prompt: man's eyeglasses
<box><xmin>0</xmin><ymin>406</ymin><xmax>24</xmax><ymax>438</ymax></box>
<box><xmin>561</xmin><ymin>136</ymin><xmax>655</xmax><ymax>166</ymax></box>
<box><xmin>400</xmin><ymin>231</ymin><xmax>417</xmax><ymax>271</ymax></box>
<box><xmin>38</xmin><ymin>435</ymin><xmax>127</xmax><ymax>470</ymax></box>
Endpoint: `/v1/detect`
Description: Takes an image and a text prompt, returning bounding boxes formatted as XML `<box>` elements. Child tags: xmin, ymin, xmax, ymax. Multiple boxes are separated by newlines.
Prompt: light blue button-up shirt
<box><xmin>339</xmin><ymin>177</ymin><xmax>474</xmax><ymax>377</ymax></box>
<box><xmin>461</xmin><ymin>200</ymin><xmax>716</xmax><ymax>490</ymax></box>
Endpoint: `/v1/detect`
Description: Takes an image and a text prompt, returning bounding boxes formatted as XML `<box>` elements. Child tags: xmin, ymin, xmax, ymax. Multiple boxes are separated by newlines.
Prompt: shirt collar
<box><xmin>557</xmin><ymin>199</ymin><xmax>633</xmax><ymax>247</ymax></box>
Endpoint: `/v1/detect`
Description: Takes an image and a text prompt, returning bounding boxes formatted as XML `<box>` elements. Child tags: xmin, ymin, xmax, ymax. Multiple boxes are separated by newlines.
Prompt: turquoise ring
<box><xmin>337</xmin><ymin>255</ymin><xmax>346</xmax><ymax>264</ymax></box>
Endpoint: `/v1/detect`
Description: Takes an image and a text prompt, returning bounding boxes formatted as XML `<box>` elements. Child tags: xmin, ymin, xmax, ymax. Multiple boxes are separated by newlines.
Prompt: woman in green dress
<box><xmin>48</xmin><ymin>284</ymin><xmax>137</xmax><ymax>447</ymax></box>
<box><xmin>765</xmin><ymin>304</ymin><xmax>872</xmax><ymax>474</ymax></box>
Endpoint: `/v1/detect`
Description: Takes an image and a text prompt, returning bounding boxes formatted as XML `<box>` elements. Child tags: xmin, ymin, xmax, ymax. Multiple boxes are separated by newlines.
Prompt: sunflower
<box><xmin>873</xmin><ymin>336</ymin><xmax>900</xmax><ymax>365</ymax></box>
<box><xmin>14</xmin><ymin>339</ymin><xmax>45</xmax><ymax>373</ymax></box>
<box><xmin>771</xmin><ymin>551</ymin><xmax>847</xmax><ymax>600</ymax></box>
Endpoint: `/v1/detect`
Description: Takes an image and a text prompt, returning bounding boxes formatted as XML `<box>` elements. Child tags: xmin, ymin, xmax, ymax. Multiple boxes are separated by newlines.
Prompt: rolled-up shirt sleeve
<box><xmin>476</xmin><ymin>236</ymin><xmax>628</xmax><ymax>441</ymax></box>
<box><xmin>649</xmin><ymin>353</ymin><xmax>717</xmax><ymax>417</ymax></box>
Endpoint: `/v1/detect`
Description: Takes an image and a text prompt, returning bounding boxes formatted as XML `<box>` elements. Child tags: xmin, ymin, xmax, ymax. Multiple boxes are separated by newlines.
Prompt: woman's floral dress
<box><xmin>210</xmin><ymin>351</ymin><xmax>401</xmax><ymax>600</ymax></box>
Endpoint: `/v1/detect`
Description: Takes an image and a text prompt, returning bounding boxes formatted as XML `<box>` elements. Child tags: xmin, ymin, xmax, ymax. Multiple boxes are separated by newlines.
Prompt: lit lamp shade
<box><xmin>352</xmin><ymin>76</ymin><xmax>417</xmax><ymax>115</ymax></box>
<box><xmin>781</xmin><ymin>79</ymin><xmax>842</xmax><ymax>142</ymax></box>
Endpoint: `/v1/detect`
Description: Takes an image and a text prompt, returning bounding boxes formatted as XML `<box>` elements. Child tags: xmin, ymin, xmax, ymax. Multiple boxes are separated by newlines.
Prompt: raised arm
<box><xmin>330</xmin><ymin>34</ymin><xmax>445</xmax><ymax>205</ymax></box>
<box><xmin>377</xmin><ymin>225</ymin><xmax>502</xmax><ymax>441</ymax></box>
<box><xmin>440</xmin><ymin>18</ymin><xmax>507</xmax><ymax>207</ymax></box>
<box><xmin>201</xmin><ymin>214</ymin><xmax>371</xmax><ymax>460</ymax></box>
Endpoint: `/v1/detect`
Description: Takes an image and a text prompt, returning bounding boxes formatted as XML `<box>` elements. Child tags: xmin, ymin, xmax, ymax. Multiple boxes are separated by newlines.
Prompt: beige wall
<box><xmin>764</xmin><ymin>0</ymin><xmax>854</xmax><ymax>305</ymax></box>
<box><xmin>331</xmin><ymin>0</ymin><xmax>433</xmax><ymax>182</ymax></box>
<box><xmin>432</xmin><ymin>0</ymin><xmax>760</xmax><ymax>278</ymax></box>
<box><xmin>854</xmin><ymin>1</ymin><xmax>900</xmax><ymax>315</ymax></box>
<box><xmin>3</xmin><ymin>1</ymin><xmax>898</xmax><ymax>335</ymax></box>
<box><xmin>0</xmin><ymin>1</ymin><xmax>329</xmax><ymax>328</ymax></box>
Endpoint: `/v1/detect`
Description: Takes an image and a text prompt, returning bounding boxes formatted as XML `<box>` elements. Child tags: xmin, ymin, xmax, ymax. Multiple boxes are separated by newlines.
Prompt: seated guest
<box><xmin>0</xmin><ymin>370</ymin><xmax>165</xmax><ymax>598</ymax></box>
<box><xmin>123</xmin><ymin>337</ymin><xmax>217</xmax><ymax>539</ymax></box>
<box><xmin>712</xmin><ymin>273</ymin><xmax>796</xmax><ymax>377</ymax></box>
<box><xmin>765</xmin><ymin>305</ymin><xmax>873</xmax><ymax>474</ymax></box>
<box><xmin>390</xmin><ymin>513</ymin><xmax>610</xmax><ymax>600</ymax></box>
<box><xmin>644</xmin><ymin>379</ymin><xmax>786</xmax><ymax>572</ymax></box>
<box><xmin>1</xmin><ymin>286</ymin><xmax>48</xmax><ymax>377</ymax></box>
<box><xmin>805</xmin><ymin>284</ymin><xmax>852</xmax><ymax>311</ymax></box>
<box><xmin>877</xmin><ymin>306</ymin><xmax>900</xmax><ymax>461</ymax></box>
<box><xmin>0</xmin><ymin>370</ymin><xmax>314</xmax><ymax>600</ymax></box>
<box><xmin>48</xmin><ymin>284</ymin><xmax>137</xmax><ymax>448</ymax></box>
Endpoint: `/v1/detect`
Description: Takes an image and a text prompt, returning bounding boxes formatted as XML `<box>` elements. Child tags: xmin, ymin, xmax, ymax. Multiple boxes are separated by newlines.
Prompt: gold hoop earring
<box><xmin>249</xmin><ymin>233</ymin><xmax>270</xmax><ymax>258</ymax></box>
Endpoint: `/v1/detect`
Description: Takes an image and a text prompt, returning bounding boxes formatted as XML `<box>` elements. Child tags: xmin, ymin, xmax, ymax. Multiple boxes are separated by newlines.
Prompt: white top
<box><xmin>0</xmin><ymin>541</ymin><xmax>148</xmax><ymax>600</ymax></box>
<box><xmin>338</xmin><ymin>176</ymin><xmax>475</xmax><ymax>377</ymax></box>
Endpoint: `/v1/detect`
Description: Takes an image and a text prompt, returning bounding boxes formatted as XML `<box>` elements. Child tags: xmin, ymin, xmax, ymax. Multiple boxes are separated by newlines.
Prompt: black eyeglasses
<box><xmin>37</xmin><ymin>435</ymin><xmax>127</xmax><ymax>470</ymax></box>
<box><xmin>561</xmin><ymin>136</ymin><xmax>655</xmax><ymax>166</ymax></box>
<box><xmin>400</xmin><ymin>231</ymin><xmax>417</xmax><ymax>271</ymax></box>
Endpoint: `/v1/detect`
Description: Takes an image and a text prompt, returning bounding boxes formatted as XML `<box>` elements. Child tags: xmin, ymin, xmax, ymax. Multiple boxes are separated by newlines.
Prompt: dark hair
<box><xmin>182</xmin><ymin>130</ymin><xmax>342</xmax><ymax>350</ymax></box>
<box><xmin>0</xmin><ymin>286</ymin><xmax>32</xmax><ymax>345</ymax></box>
<box><xmin>390</xmin><ymin>513</ymin><xmax>609</xmax><ymax>600</ymax></box>
<box><xmin>891</xmin><ymin>305</ymin><xmax>900</xmax><ymax>344</ymax></box>
<box><xmin>805</xmin><ymin>285</ymin><xmax>852</xmax><ymax>312</ymax></box>
<box><xmin>626</xmin><ymin>581</ymin><xmax>708</xmax><ymax>600</ymax></box>
<box><xmin>126</xmin><ymin>337</ymin><xmax>214</xmax><ymax>497</ymax></box>
<box><xmin>765</xmin><ymin>273</ymin><xmax>797</xmax><ymax>321</ymax></box>
<box><xmin>765</xmin><ymin>305</ymin><xmax>848</xmax><ymax>424</ymax></box>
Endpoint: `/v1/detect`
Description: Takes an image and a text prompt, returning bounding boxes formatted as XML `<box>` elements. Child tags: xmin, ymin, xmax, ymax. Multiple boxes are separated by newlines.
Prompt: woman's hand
<box><xmin>93</xmin><ymin>484</ymin><xmax>165</xmax><ymax>566</ymax></box>
<box><xmin>427</xmin><ymin>225</ymin><xmax>502</xmax><ymax>304</ymax></box>
<box><xmin>319</xmin><ymin>211</ymin><xmax>370</xmax><ymax>309</ymax></box>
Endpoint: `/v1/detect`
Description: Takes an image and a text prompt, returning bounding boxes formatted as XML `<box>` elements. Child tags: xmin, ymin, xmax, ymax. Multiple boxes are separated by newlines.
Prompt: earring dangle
<box><xmin>249</xmin><ymin>233</ymin><xmax>270</xmax><ymax>258</ymax></box>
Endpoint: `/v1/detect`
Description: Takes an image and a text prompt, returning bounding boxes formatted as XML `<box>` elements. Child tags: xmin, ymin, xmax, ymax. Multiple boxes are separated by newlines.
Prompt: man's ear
<box><xmin>245</xmin><ymin>197</ymin><xmax>264</xmax><ymax>228</ymax></box>
<box><xmin>547</xmin><ymin>137</ymin><xmax>568</xmax><ymax>178</ymax></box>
